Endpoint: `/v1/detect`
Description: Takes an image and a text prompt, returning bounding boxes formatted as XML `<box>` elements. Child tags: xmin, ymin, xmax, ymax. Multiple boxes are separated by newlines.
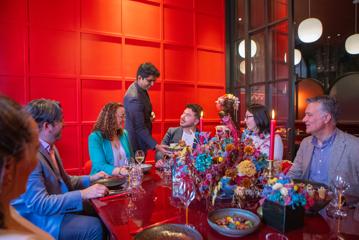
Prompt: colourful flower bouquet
<box><xmin>261</xmin><ymin>175</ymin><xmax>311</xmax><ymax>209</ymax></box>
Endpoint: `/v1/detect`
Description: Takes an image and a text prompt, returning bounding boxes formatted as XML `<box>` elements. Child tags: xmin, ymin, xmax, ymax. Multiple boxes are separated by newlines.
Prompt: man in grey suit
<box><xmin>12</xmin><ymin>99</ymin><xmax>109</xmax><ymax>240</ymax></box>
<box><xmin>124</xmin><ymin>62</ymin><xmax>170</xmax><ymax>156</ymax></box>
<box><xmin>287</xmin><ymin>96</ymin><xmax>359</xmax><ymax>197</ymax></box>
<box><xmin>155</xmin><ymin>104</ymin><xmax>203</xmax><ymax>162</ymax></box>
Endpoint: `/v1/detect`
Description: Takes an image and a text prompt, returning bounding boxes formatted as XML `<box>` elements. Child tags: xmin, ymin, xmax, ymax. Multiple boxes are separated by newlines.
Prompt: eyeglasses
<box><xmin>244</xmin><ymin>115</ymin><xmax>254</xmax><ymax>120</ymax></box>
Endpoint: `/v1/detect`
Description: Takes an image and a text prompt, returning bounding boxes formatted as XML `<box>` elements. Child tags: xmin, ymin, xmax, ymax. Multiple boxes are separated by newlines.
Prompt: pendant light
<box><xmin>345</xmin><ymin>2</ymin><xmax>359</xmax><ymax>55</ymax></box>
<box><xmin>238</xmin><ymin>40</ymin><xmax>257</xmax><ymax>58</ymax></box>
<box><xmin>298</xmin><ymin>0</ymin><xmax>323</xmax><ymax>43</ymax></box>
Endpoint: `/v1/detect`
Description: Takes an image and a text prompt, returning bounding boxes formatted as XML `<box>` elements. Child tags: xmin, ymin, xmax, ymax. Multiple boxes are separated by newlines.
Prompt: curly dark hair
<box><xmin>92</xmin><ymin>102</ymin><xmax>124</xmax><ymax>140</ymax></box>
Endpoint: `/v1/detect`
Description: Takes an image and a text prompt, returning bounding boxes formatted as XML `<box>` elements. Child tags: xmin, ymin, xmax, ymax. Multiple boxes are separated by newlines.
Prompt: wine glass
<box><xmin>330</xmin><ymin>175</ymin><xmax>350</xmax><ymax>218</ymax></box>
<box><xmin>178</xmin><ymin>179</ymin><xmax>196</xmax><ymax>225</ymax></box>
<box><xmin>135</xmin><ymin>150</ymin><xmax>145</xmax><ymax>165</ymax></box>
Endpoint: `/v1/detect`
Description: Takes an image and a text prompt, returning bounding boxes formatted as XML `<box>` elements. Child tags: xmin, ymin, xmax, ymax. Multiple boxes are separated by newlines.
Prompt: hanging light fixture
<box><xmin>298</xmin><ymin>0</ymin><xmax>323</xmax><ymax>43</ymax></box>
<box><xmin>284</xmin><ymin>49</ymin><xmax>302</xmax><ymax>65</ymax></box>
<box><xmin>238</xmin><ymin>40</ymin><xmax>257</xmax><ymax>58</ymax></box>
<box><xmin>345</xmin><ymin>2</ymin><xmax>359</xmax><ymax>54</ymax></box>
<box><xmin>239</xmin><ymin>61</ymin><xmax>253</xmax><ymax>74</ymax></box>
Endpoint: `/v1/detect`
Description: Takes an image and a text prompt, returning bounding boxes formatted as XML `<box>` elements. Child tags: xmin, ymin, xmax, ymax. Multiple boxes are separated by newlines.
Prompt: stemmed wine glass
<box><xmin>178</xmin><ymin>178</ymin><xmax>196</xmax><ymax>225</ymax></box>
<box><xmin>329</xmin><ymin>175</ymin><xmax>350</xmax><ymax>218</ymax></box>
<box><xmin>135</xmin><ymin>150</ymin><xmax>145</xmax><ymax>165</ymax></box>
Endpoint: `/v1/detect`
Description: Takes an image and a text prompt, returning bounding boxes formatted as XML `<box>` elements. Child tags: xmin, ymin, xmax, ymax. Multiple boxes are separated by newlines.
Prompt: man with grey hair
<box><xmin>12</xmin><ymin>99</ymin><xmax>109</xmax><ymax>240</ymax></box>
<box><xmin>287</xmin><ymin>95</ymin><xmax>359</xmax><ymax>197</ymax></box>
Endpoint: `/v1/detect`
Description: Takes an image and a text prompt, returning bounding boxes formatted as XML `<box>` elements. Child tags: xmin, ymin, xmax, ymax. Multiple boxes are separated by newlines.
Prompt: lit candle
<box><xmin>200</xmin><ymin>111</ymin><xmax>204</xmax><ymax>132</ymax></box>
<box><xmin>269</xmin><ymin>110</ymin><xmax>276</xmax><ymax>160</ymax></box>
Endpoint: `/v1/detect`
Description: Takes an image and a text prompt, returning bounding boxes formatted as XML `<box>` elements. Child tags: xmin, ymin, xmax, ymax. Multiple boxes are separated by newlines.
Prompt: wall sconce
<box><xmin>345</xmin><ymin>2</ymin><xmax>359</xmax><ymax>54</ymax></box>
<box><xmin>297</xmin><ymin>0</ymin><xmax>323</xmax><ymax>43</ymax></box>
<box><xmin>238</xmin><ymin>40</ymin><xmax>257</xmax><ymax>58</ymax></box>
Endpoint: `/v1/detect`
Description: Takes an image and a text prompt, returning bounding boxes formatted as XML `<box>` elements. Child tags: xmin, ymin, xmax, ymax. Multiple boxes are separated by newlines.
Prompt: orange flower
<box><xmin>241</xmin><ymin>178</ymin><xmax>252</xmax><ymax>188</ymax></box>
<box><xmin>225</xmin><ymin>143</ymin><xmax>235</xmax><ymax>152</ymax></box>
<box><xmin>244</xmin><ymin>145</ymin><xmax>254</xmax><ymax>155</ymax></box>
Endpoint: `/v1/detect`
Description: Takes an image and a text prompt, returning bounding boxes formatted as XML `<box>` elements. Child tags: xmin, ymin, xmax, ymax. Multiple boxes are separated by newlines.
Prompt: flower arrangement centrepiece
<box><xmin>260</xmin><ymin>174</ymin><xmax>314</xmax><ymax>232</ymax></box>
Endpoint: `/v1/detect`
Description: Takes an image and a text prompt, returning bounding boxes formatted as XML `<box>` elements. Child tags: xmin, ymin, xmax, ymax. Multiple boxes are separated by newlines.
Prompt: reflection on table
<box><xmin>91</xmin><ymin>169</ymin><xmax>359</xmax><ymax>240</ymax></box>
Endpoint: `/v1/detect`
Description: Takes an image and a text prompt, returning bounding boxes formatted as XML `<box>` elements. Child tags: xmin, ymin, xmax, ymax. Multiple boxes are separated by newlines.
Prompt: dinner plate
<box><xmin>94</xmin><ymin>176</ymin><xmax>126</xmax><ymax>189</ymax></box>
<box><xmin>134</xmin><ymin>224</ymin><xmax>203</xmax><ymax>240</ymax></box>
<box><xmin>207</xmin><ymin>208</ymin><xmax>260</xmax><ymax>237</ymax></box>
<box><xmin>140</xmin><ymin>163</ymin><xmax>152</xmax><ymax>173</ymax></box>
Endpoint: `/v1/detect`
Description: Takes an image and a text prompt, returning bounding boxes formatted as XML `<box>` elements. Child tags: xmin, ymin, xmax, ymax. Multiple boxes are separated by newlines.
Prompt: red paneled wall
<box><xmin>0</xmin><ymin>0</ymin><xmax>225</xmax><ymax>174</ymax></box>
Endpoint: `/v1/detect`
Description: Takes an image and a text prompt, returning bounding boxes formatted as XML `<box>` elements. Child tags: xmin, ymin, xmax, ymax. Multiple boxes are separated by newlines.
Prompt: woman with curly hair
<box><xmin>88</xmin><ymin>102</ymin><xmax>133</xmax><ymax>176</ymax></box>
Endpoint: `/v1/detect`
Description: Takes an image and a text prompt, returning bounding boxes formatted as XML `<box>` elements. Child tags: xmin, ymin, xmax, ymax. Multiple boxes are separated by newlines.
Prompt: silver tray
<box><xmin>134</xmin><ymin>224</ymin><xmax>203</xmax><ymax>240</ymax></box>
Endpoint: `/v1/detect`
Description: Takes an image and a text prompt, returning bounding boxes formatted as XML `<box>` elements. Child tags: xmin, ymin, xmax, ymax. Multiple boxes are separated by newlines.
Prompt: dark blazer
<box><xmin>287</xmin><ymin>129</ymin><xmax>359</xmax><ymax>196</ymax></box>
<box><xmin>124</xmin><ymin>82</ymin><xmax>157</xmax><ymax>153</ymax></box>
<box><xmin>155</xmin><ymin>127</ymin><xmax>198</xmax><ymax>161</ymax></box>
<box><xmin>12</xmin><ymin>144</ymin><xmax>90</xmax><ymax>239</ymax></box>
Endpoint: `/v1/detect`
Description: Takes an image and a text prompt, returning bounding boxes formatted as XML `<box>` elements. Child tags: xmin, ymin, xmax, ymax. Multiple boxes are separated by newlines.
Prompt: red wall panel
<box><xmin>0</xmin><ymin>76</ymin><xmax>25</xmax><ymax>104</ymax></box>
<box><xmin>197</xmin><ymin>14</ymin><xmax>224</xmax><ymax>50</ymax></box>
<box><xmin>164</xmin><ymin>7</ymin><xmax>193</xmax><ymax>45</ymax></box>
<box><xmin>81</xmin><ymin>34</ymin><xmax>122</xmax><ymax>76</ymax></box>
<box><xmin>164</xmin><ymin>46</ymin><xmax>195</xmax><ymax>82</ymax></box>
<box><xmin>29</xmin><ymin>0</ymin><xmax>76</xmax><ymax>30</ymax></box>
<box><xmin>81</xmin><ymin>79</ymin><xmax>122</xmax><ymax>121</ymax></box>
<box><xmin>123</xmin><ymin>0</ymin><xmax>160</xmax><ymax>40</ymax></box>
<box><xmin>123</xmin><ymin>40</ymin><xmax>161</xmax><ymax>79</ymax></box>
<box><xmin>197</xmin><ymin>50</ymin><xmax>225</xmax><ymax>85</ymax></box>
<box><xmin>29</xmin><ymin>77</ymin><xmax>77</xmax><ymax>122</ymax></box>
<box><xmin>197</xmin><ymin>87</ymin><xmax>225</xmax><ymax>119</ymax></box>
<box><xmin>81</xmin><ymin>0</ymin><xmax>122</xmax><ymax>33</ymax></box>
<box><xmin>0</xmin><ymin>0</ymin><xmax>26</xmax><ymax>24</ymax></box>
<box><xmin>0</xmin><ymin>0</ymin><xmax>225</xmax><ymax>172</ymax></box>
<box><xmin>0</xmin><ymin>24</ymin><xmax>25</xmax><ymax>75</ymax></box>
<box><xmin>164</xmin><ymin>85</ymin><xmax>196</xmax><ymax>119</ymax></box>
<box><xmin>30</xmin><ymin>29</ymin><xmax>76</xmax><ymax>75</ymax></box>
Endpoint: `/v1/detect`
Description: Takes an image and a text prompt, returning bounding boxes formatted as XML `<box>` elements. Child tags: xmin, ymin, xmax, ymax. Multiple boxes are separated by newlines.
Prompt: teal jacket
<box><xmin>88</xmin><ymin>130</ymin><xmax>133</xmax><ymax>175</ymax></box>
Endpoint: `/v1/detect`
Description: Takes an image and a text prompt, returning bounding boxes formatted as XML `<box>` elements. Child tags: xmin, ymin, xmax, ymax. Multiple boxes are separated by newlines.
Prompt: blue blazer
<box><xmin>124</xmin><ymin>82</ymin><xmax>157</xmax><ymax>153</ymax></box>
<box><xmin>88</xmin><ymin>130</ymin><xmax>133</xmax><ymax>175</ymax></box>
<box><xmin>11</xmin><ymin>144</ymin><xmax>90</xmax><ymax>239</ymax></box>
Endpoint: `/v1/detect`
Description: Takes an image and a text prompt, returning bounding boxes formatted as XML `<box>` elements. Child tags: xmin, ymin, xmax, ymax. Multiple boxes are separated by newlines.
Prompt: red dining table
<box><xmin>91</xmin><ymin>169</ymin><xmax>359</xmax><ymax>240</ymax></box>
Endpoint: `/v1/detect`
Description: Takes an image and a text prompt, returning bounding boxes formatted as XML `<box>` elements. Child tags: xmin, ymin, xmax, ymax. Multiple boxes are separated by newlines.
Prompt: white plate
<box><xmin>140</xmin><ymin>163</ymin><xmax>152</xmax><ymax>173</ymax></box>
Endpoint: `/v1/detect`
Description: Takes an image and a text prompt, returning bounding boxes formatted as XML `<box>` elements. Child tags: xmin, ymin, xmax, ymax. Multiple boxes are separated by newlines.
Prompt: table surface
<box><xmin>91</xmin><ymin>169</ymin><xmax>359</xmax><ymax>240</ymax></box>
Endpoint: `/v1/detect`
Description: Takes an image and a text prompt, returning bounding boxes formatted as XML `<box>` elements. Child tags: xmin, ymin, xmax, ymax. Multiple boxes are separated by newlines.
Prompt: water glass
<box><xmin>128</xmin><ymin>164</ymin><xmax>143</xmax><ymax>188</ymax></box>
<box><xmin>265</xmin><ymin>233</ymin><xmax>288</xmax><ymax>240</ymax></box>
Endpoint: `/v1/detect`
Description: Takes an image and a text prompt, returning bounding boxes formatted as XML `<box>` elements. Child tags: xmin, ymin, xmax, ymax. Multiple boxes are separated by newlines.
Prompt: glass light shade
<box><xmin>238</xmin><ymin>40</ymin><xmax>257</xmax><ymax>58</ymax></box>
<box><xmin>284</xmin><ymin>49</ymin><xmax>302</xmax><ymax>65</ymax></box>
<box><xmin>298</xmin><ymin>18</ymin><xmax>323</xmax><ymax>43</ymax></box>
<box><xmin>239</xmin><ymin>61</ymin><xmax>253</xmax><ymax>74</ymax></box>
<box><xmin>345</xmin><ymin>33</ymin><xmax>359</xmax><ymax>54</ymax></box>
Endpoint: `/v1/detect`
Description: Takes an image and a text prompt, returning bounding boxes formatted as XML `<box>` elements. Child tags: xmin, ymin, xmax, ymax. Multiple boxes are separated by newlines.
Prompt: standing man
<box><xmin>124</xmin><ymin>62</ymin><xmax>169</xmax><ymax>155</ymax></box>
<box><xmin>287</xmin><ymin>96</ymin><xmax>359</xmax><ymax>197</ymax></box>
<box><xmin>12</xmin><ymin>99</ymin><xmax>109</xmax><ymax>240</ymax></box>
<box><xmin>155</xmin><ymin>104</ymin><xmax>203</xmax><ymax>162</ymax></box>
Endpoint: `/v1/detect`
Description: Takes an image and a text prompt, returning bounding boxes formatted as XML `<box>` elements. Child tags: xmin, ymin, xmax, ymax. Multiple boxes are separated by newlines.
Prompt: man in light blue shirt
<box><xmin>288</xmin><ymin>96</ymin><xmax>359</xmax><ymax>197</ymax></box>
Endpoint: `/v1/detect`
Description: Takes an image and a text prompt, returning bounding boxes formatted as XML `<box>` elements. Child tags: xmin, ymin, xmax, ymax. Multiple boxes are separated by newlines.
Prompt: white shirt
<box><xmin>181</xmin><ymin>130</ymin><xmax>195</xmax><ymax>147</ymax></box>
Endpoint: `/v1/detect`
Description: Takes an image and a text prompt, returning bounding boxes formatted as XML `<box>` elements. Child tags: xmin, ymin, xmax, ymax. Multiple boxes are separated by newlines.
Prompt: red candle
<box><xmin>269</xmin><ymin>110</ymin><xmax>276</xmax><ymax>160</ymax></box>
<box><xmin>200</xmin><ymin>111</ymin><xmax>204</xmax><ymax>132</ymax></box>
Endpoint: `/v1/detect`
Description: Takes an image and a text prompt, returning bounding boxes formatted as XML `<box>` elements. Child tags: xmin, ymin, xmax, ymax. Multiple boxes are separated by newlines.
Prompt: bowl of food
<box><xmin>293</xmin><ymin>179</ymin><xmax>333</xmax><ymax>214</ymax></box>
<box><xmin>207</xmin><ymin>208</ymin><xmax>260</xmax><ymax>237</ymax></box>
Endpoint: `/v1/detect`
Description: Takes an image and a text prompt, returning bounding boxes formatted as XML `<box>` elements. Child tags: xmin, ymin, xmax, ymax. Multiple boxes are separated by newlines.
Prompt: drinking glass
<box><xmin>178</xmin><ymin>179</ymin><xmax>196</xmax><ymax>225</ymax></box>
<box><xmin>265</xmin><ymin>233</ymin><xmax>288</xmax><ymax>240</ymax></box>
<box><xmin>135</xmin><ymin>150</ymin><xmax>145</xmax><ymax>165</ymax></box>
<box><xmin>329</xmin><ymin>175</ymin><xmax>350</xmax><ymax>218</ymax></box>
